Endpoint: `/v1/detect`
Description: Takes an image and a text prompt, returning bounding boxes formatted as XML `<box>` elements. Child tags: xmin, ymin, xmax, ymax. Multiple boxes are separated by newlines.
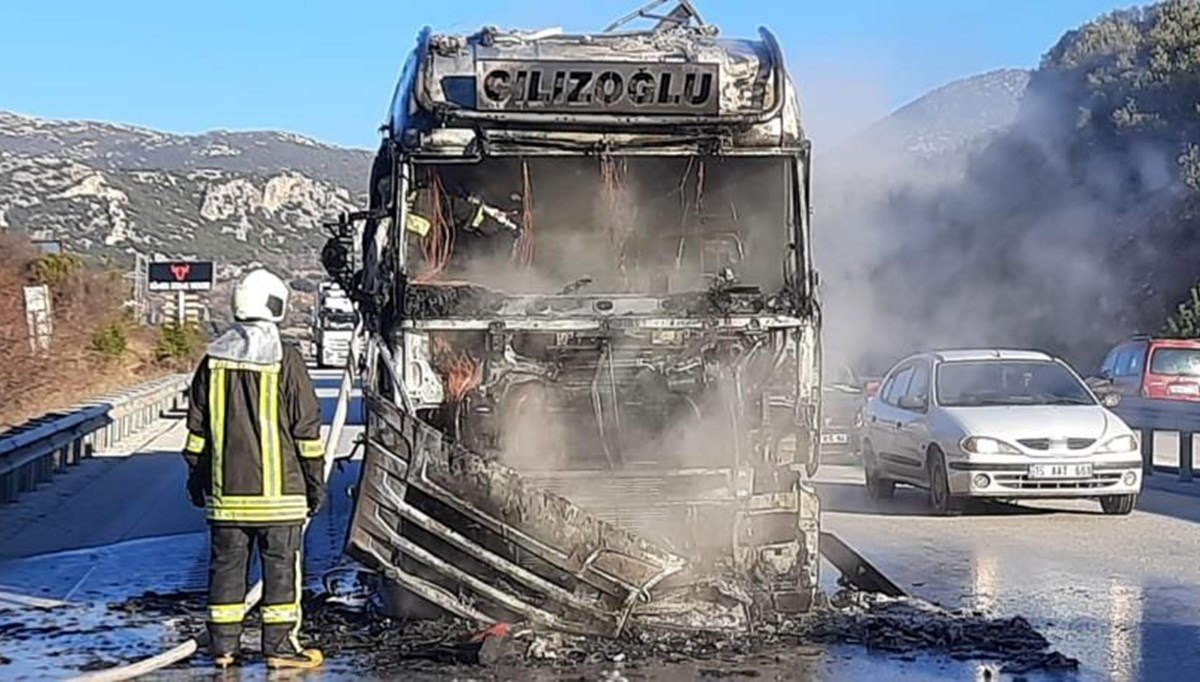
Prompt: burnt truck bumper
<box><xmin>346</xmin><ymin>392</ymin><xmax>820</xmax><ymax>636</ymax></box>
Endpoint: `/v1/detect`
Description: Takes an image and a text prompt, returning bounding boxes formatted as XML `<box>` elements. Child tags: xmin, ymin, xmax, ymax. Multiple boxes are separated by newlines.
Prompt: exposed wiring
<box><xmin>414</xmin><ymin>171</ymin><xmax>455</xmax><ymax>283</ymax></box>
<box><xmin>514</xmin><ymin>160</ymin><xmax>536</xmax><ymax>267</ymax></box>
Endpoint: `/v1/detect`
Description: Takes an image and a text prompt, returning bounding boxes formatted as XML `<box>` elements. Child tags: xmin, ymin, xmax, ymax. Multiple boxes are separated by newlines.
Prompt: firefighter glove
<box><xmin>307</xmin><ymin>487</ymin><xmax>326</xmax><ymax>517</ymax></box>
<box><xmin>186</xmin><ymin>470</ymin><xmax>207</xmax><ymax>508</ymax></box>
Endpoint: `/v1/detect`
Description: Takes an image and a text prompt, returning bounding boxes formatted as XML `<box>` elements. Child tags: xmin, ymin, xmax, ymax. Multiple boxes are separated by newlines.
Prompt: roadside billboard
<box><xmin>148</xmin><ymin>261</ymin><xmax>214</xmax><ymax>292</ymax></box>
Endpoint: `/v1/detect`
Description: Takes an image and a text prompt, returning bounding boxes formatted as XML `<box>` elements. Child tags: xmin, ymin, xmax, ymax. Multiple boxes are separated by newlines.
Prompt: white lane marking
<box><xmin>0</xmin><ymin>588</ymin><xmax>71</xmax><ymax>609</ymax></box>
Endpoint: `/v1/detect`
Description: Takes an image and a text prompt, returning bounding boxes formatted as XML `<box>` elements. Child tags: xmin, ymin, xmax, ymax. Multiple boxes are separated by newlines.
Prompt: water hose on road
<box><xmin>68</xmin><ymin>327</ymin><xmax>363</xmax><ymax>682</ymax></box>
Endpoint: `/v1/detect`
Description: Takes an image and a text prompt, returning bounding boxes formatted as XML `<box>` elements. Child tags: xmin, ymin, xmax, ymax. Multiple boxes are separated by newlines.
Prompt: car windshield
<box><xmin>322</xmin><ymin>311</ymin><xmax>356</xmax><ymax>327</ymax></box>
<box><xmin>936</xmin><ymin>360</ymin><xmax>1095</xmax><ymax>407</ymax></box>
<box><xmin>1149</xmin><ymin>348</ymin><xmax>1200</xmax><ymax>377</ymax></box>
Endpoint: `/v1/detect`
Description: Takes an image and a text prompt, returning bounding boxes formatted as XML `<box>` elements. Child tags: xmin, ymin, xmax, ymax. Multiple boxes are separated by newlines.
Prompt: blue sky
<box><xmin>1</xmin><ymin>0</ymin><xmax>1127</xmax><ymax>149</ymax></box>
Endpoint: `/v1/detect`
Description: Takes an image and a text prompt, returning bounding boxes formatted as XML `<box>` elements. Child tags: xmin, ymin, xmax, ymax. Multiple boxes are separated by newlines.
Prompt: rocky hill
<box><xmin>0</xmin><ymin>111</ymin><xmax>373</xmax><ymax>275</ymax></box>
<box><xmin>850</xmin><ymin>69</ymin><xmax>1031</xmax><ymax>160</ymax></box>
<box><xmin>823</xmin><ymin>68</ymin><xmax>1030</xmax><ymax>190</ymax></box>
<box><xmin>821</xmin><ymin>0</ymin><xmax>1200</xmax><ymax>372</ymax></box>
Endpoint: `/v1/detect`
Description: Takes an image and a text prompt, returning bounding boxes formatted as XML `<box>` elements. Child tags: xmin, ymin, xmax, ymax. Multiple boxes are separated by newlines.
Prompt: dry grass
<box><xmin>0</xmin><ymin>235</ymin><xmax>174</xmax><ymax>429</ymax></box>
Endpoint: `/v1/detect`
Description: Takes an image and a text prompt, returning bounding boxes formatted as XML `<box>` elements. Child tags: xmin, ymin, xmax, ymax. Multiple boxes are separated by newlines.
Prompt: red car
<box><xmin>1094</xmin><ymin>336</ymin><xmax>1200</xmax><ymax>401</ymax></box>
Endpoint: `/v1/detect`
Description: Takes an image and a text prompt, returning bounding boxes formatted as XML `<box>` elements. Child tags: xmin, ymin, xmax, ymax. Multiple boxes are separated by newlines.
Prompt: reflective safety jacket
<box><xmin>184</xmin><ymin>343</ymin><xmax>324</xmax><ymax>525</ymax></box>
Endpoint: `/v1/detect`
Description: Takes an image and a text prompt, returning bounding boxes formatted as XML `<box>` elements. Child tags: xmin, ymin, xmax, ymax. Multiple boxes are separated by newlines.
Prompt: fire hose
<box><xmin>67</xmin><ymin>329</ymin><xmax>363</xmax><ymax>682</ymax></box>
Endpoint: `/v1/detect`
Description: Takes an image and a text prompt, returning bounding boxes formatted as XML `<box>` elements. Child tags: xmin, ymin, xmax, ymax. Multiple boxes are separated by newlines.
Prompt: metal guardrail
<box><xmin>1111</xmin><ymin>396</ymin><xmax>1200</xmax><ymax>483</ymax></box>
<box><xmin>0</xmin><ymin>374</ymin><xmax>190</xmax><ymax>504</ymax></box>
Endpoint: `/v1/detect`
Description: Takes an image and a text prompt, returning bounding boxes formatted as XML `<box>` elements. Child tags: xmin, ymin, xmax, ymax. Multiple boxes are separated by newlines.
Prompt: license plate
<box><xmin>821</xmin><ymin>433</ymin><xmax>849</xmax><ymax>445</ymax></box>
<box><xmin>1168</xmin><ymin>384</ymin><xmax>1199</xmax><ymax>395</ymax></box>
<box><xmin>1028</xmin><ymin>463</ymin><xmax>1092</xmax><ymax>479</ymax></box>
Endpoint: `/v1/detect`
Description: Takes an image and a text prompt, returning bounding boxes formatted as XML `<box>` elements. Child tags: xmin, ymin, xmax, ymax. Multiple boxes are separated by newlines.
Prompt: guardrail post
<box><xmin>1181</xmin><ymin>432</ymin><xmax>1194</xmax><ymax>483</ymax></box>
<box><xmin>1141</xmin><ymin>428</ymin><xmax>1154</xmax><ymax>477</ymax></box>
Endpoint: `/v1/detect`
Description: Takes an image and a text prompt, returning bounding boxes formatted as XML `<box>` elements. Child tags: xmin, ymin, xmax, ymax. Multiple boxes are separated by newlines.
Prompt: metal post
<box><xmin>1181</xmin><ymin>432</ymin><xmax>1194</xmax><ymax>483</ymax></box>
<box><xmin>176</xmin><ymin>290</ymin><xmax>186</xmax><ymax>327</ymax></box>
<box><xmin>1141</xmin><ymin>428</ymin><xmax>1154</xmax><ymax>476</ymax></box>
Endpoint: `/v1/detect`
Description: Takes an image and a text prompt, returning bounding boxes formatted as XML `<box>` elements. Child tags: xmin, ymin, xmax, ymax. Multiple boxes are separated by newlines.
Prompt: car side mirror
<box><xmin>898</xmin><ymin>395</ymin><xmax>927</xmax><ymax>411</ymax></box>
<box><xmin>1101</xmin><ymin>393</ymin><xmax>1121</xmax><ymax>408</ymax></box>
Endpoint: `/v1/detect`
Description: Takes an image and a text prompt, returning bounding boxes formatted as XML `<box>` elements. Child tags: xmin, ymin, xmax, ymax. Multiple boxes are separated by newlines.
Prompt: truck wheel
<box><xmin>862</xmin><ymin>442</ymin><xmax>894</xmax><ymax>499</ymax></box>
<box><xmin>1099</xmin><ymin>494</ymin><xmax>1137</xmax><ymax>515</ymax></box>
<box><xmin>927</xmin><ymin>447</ymin><xmax>960</xmax><ymax>516</ymax></box>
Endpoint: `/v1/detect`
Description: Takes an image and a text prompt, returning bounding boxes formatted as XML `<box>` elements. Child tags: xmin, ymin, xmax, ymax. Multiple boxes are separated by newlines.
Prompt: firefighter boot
<box><xmin>266</xmin><ymin>648</ymin><xmax>324</xmax><ymax>670</ymax></box>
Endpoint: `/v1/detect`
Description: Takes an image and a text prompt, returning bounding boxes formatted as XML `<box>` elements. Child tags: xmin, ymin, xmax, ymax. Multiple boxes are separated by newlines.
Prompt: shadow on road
<box><xmin>816</xmin><ymin>479</ymin><xmax>1098</xmax><ymax>518</ymax></box>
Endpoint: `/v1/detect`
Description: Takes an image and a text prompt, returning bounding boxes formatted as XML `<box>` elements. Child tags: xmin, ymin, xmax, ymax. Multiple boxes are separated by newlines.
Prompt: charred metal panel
<box><xmin>346</xmin><ymin>386</ymin><xmax>820</xmax><ymax>632</ymax></box>
<box><xmin>422</xmin><ymin>29</ymin><xmax>777</xmax><ymax>119</ymax></box>
<box><xmin>349</xmin><ymin>390</ymin><xmax>700</xmax><ymax>635</ymax></box>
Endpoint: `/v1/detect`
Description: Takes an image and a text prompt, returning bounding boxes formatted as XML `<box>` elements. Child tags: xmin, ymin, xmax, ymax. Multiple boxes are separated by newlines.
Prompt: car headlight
<box><xmin>1097</xmin><ymin>434</ymin><xmax>1138</xmax><ymax>454</ymax></box>
<box><xmin>961</xmin><ymin>436</ymin><xmax>1022</xmax><ymax>455</ymax></box>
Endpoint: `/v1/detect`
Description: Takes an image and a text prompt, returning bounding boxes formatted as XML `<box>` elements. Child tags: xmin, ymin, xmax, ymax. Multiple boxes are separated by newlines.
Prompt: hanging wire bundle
<box><xmin>673</xmin><ymin>158</ymin><xmax>706</xmax><ymax>270</ymax></box>
<box><xmin>600</xmin><ymin>154</ymin><xmax>633</xmax><ymax>281</ymax></box>
<box><xmin>513</xmin><ymin>160</ymin><xmax>536</xmax><ymax>267</ymax></box>
<box><xmin>413</xmin><ymin>171</ymin><xmax>455</xmax><ymax>283</ymax></box>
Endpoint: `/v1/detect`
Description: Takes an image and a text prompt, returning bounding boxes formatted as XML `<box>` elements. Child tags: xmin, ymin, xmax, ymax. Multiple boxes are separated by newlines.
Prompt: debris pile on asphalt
<box><xmin>105</xmin><ymin>585</ymin><xmax>1079</xmax><ymax>675</ymax></box>
<box><xmin>808</xmin><ymin>590</ymin><xmax>1080</xmax><ymax>674</ymax></box>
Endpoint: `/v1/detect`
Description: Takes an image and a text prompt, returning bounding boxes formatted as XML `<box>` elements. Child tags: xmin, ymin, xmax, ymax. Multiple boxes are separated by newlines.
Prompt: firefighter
<box><xmin>183</xmin><ymin>268</ymin><xmax>327</xmax><ymax>670</ymax></box>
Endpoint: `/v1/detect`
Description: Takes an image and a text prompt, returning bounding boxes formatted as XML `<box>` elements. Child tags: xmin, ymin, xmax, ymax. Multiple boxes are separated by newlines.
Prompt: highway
<box><xmin>2</xmin><ymin>368</ymin><xmax>1200</xmax><ymax>680</ymax></box>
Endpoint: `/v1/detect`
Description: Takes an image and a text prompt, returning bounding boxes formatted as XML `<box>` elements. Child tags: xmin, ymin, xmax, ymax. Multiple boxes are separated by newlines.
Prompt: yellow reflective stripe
<box><xmin>406</xmin><ymin>213</ymin><xmax>431</xmax><ymax>236</ymax></box>
<box><xmin>210</xmin><ymin>494</ymin><xmax>308</xmax><ymax>508</ymax></box>
<box><xmin>291</xmin><ymin>547</ymin><xmax>303</xmax><ymax>644</ymax></box>
<box><xmin>297</xmin><ymin>439</ymin><xmax>324</xmax><ymax>459</ymax></box>
<box><xmin>262</xmin><ymin>603</ymin><xmax>300</xmax><ymax>624</ymax></box>
<box><xmin>260</xmin><ymin>372</ymin><xmax>281</xmax><ymax>497</ymax></box>
<box><xmin>471</xmin><ymin>206</ymin><xmax>486</xmax><ymax>228</ymax></box>
<box><xmin>209</xmin><ymin>359</ymin><xmax>281</xmax><ymax>373</ymax></box>
<box><xmin>208</xmin><ymin>603</ymin><xmax>244</xmax><ymax>624</ymax></box>
<box><xmin>207</xmin><ymin>508</ymin><xmax>308</xmax><ymax>523</ymax></box>
<box><xmin>209</xmin><ymin>367</ymin><xmax>226</xmax><ymax>496</ymax></box>
<box><xmin>259</xmin><ymin>371</ymin><xmax>273</xmax><ymax>497</ymax></box>
<box><xmin>185</xmin><ymin>433</ymin><xmax>206</xmax><ymax>454</ymax></box>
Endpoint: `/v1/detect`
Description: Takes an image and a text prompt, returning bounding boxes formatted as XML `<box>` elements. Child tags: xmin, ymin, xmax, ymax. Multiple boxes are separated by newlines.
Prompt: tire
<box><xmin>926</xmin><ymin>448</ymin><xmax>959</xmax><ymax>515</ymax></box>
<box><xmin>1099</xmin><ymin>494</ymin><xmax>1137</xmax><ymax>515</ymax></box>
<box><xmin>862</xmin><ymin>442</ymin><xmax>895</xmax><ymax>499</ymax></box>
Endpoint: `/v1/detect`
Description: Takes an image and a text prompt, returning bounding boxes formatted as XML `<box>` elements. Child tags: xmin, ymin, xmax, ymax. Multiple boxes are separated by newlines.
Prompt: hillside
<box><xmin>830</xmin><ymin>68</ymin><xmax>1030</xmax><ymax>180</ymax></box>
<box><xmin>0</xmin><ymin>111</ymin><xmax>373</xmax><ymax>275</ymax></box>
<box><xmin>820</xmin><ymin>0</ymin><xmax>1200</xmax><ymax>371</ymax></box>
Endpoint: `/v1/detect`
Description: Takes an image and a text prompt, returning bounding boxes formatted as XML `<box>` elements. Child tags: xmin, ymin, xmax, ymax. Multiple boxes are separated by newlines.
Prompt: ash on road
<box><xmin>3</xmin><ymin>370</ymin><xmax>1199</xmax><ymax>680</ymax></box>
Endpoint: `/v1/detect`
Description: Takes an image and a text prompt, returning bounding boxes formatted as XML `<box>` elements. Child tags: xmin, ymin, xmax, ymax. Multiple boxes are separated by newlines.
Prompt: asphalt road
<box><xmin>819</xmin><ymin>463</ymin><xmax>1200</xmax><ymax>682</ymax></box>
<box><xmin>3</xmin><ymin>369</ymin><xmax>1200</xmax><ymax>680</ymax></box>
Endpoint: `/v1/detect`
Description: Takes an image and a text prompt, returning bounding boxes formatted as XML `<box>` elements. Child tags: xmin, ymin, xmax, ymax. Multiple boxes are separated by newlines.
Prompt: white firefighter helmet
<box><xmin>232</xmin><ymin>268</ymin><xmax>289</xmax><ymax>323</ymax></box>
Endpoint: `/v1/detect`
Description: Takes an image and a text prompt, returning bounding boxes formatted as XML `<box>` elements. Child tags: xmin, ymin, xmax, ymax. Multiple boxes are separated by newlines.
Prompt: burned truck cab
<box><xmin>338</xmin><ymin>8</ymin><xmax>824</xmax><ymax>634</ymax></box>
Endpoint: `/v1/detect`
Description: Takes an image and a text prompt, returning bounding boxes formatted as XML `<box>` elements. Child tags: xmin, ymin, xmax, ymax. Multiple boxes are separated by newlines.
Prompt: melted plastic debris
<box><xmin>403</xmin><ymin>283</ymin><xmax>501</xmax><ymax>318</ymax></box>
<box><xmin>811</xmin><ymin>591</ymin><xmax>1080</xmax><ymax>674</ymax></box>
<box><xmin>93</xmin><ymin>587</ymin><xmax>1078</xmax><ymax>676</ymax></box>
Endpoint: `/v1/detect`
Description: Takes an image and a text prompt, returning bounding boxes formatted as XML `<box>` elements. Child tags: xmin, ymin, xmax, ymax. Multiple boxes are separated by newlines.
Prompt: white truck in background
<box><xmin>311</xmin><ymin>281</ymin><xmax>355</xmax><ymax>368</ymax></box>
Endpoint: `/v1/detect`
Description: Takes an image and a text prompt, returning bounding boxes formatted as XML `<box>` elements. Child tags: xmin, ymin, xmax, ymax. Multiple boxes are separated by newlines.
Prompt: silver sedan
<box><xmin>859</xmin><ymin>349</ymin><xmax>1143</xmax><ymax>515</ymax></box>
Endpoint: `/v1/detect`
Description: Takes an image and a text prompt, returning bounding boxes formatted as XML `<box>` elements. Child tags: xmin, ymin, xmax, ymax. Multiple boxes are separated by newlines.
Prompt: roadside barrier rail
<box><xmin>0</xmin><ymin>374</ymin><xmax>190</xmax><ymax>504</ymax></box>
<box><xmin>1111</xmin><ymin>396</ymin><xmax>1200</xmax><ymax>483</ymax></box>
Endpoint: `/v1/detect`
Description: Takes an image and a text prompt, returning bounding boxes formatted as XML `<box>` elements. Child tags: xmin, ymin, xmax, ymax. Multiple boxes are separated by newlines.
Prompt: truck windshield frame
<box><xmin>395</xmin><ymin>152</ymin><xmax>807</xmax><ymax>300</ymax></box>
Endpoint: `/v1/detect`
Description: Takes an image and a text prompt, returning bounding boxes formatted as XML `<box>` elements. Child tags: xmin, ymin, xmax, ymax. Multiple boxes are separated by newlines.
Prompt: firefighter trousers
<box><xmin>206</xmin><ymin>523</ymin><xmax>306</xmax><ymax>658</ymax></box>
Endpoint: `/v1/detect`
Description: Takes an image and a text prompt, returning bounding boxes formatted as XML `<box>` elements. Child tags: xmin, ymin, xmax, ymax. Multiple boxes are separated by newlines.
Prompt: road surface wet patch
<box><xmin>0</xmin><ymin>586</ymin><xmax>1077</xmax><ymax>680</ymax></box>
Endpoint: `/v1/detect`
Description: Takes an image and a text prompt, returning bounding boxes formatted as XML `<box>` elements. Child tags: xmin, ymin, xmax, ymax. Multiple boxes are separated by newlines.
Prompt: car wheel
<box><xmin>927</xmin><ymin>448</ymin><xmax>959</xmax><ymax>515</ymax></box>
<box><xmin>862</xmin><ymin>442</ymin><xmax>895</xmax><ymax>499</ymax></box>
<box><xmin>1099</xmin><ymin>494</ymin><xmax>1137</xmax><ymax>515</ymax></box>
